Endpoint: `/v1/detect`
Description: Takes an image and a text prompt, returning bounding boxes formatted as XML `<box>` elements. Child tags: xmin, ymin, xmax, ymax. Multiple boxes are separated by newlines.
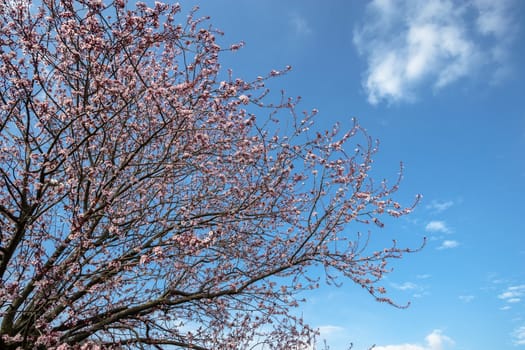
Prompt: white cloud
<box><xmin>426</xmin><ymin>200</ymin><xmax>454</xmax><ymax>213</ymax></box>
<box><xmin>353</xmin><ymin>0</ymin><xmax>518</xmax><ymax>104</ymax></box>
<box><xmin>317</xmin><ymin>325</ymin><xmax>344</xmax><ymax>337</ymax></box>
<box><xmin>458</xmin><ymin>295</ymin><xmax>474</xmax><ymax>303</ymax></box>
<box><xmin>498</xmin><ymin>285</ymin><xmax>525</xmax><ymax>303</ymax></box>
<box><xmin>391</xmin><ymin>281</ymin><xmax>429</xmax><ymax>298</ymax></box>
<box><xmin>309</xmin><ymin>325</ymin><xmax>347</xmax><ymax>350</ymax></box>
<box><xmin>290</xmin><ymin>13</ymin><xmax>312</xmax><ymax>35</ymax></box>
<box><xmin>425</xmin><ymin>330</ymin><xmax>455</xmax><ymax>350</ymax></box>
<box><xmin>392</xmin><ymin>282</ymin><xmax>419</xmax><ymax>291</ymax></box>
<box><xmin>473</xmin><ymin>0</ymin><xmax>512</xmax><ymax>37</ymax></box>
<box><xmin>425</xmin><ymin>221</ymin><xmax>451</xmax><ymax>233</ymax></box>
<box><xmin>374</xmin><ymin>330</ymin><xmax>455</xmax><ymax>350</ymax></box>
<box><xmin>374</xmin><ymin>345</ymin><xmax>425</xmax><ymax>350</ymax></box>
<box><xmin>437</xmin><ymin>240</ymin><xmax>459</xmax><ymax>250</ymax></box>
<box><xmin>513</xmin><ymin>326</ymin><xmax>525</xmax><ymax>346</ymax></box>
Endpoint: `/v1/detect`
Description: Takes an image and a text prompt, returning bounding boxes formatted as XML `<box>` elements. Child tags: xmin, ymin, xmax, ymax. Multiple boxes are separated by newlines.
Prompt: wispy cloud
<box><xmin>391</xmin><ymin>281</ymin><xmax>429</xmax><ymax>298</ymax></box>
<box><xmin>374</xmin><ymin>330</ymin><xmax>454</xmax><ymax>350</ymax></box>
<box><xmin>473</xmin><ymin>0</ymin><xmax>517</xmax><ymax>81</ymax></box>
<box><xmin>353</xmin><ymin>0</ymin><xmax>518</xmax><ymax>104</ymax></box>
<box><xmin>425</xmin><ymin>220</ymin><xmax>451</xmax><ymax>233</ymax></box>
<box><xmin>425</xmin><ymin>330</ymin><xmax>455</xmax><ymax>350</ymax></box>
<box><xmin>417</xmin><ymin>274</ymin><xmax>432</xmax><ymax>280</ymax></box>
<box><xmin>424</xmin><ymin>221</ymin><xmax>457</xmax><ymax>249</ymax></box>
<box><xmin>289</xmin><ymin>13</ymin><xmax>312</xmax><ymax>35</ymax></box>
<box><xmin>391</xmin><ymin>282</ymin><xmax>419</xmax><ymax>291</ymax></box>
<box><xmin>426</xmin><ymin>200</ymin><xmax>454</xmax><ymax>213</ymax></box>
<box><xmin>310</xmin><ymin>325</ymin><xmax>347</xmax><ymax>350</ymax></box>
<box><xmin>498</xmin><ymin>285</ymin><xmax>525</xmax><ymax>303</ymax></box>
<box><xmin>513</xmin><ymin>326</ymin><xmax>525</xmax><ymax>345</ymax></box>
<box><xmin>437</xmin><ymin>240</ymin><xmax>459</xmax><ymax>250</ymax></box>
<box><xmin>458</xmin><ymin>295</ymin><xmax>474</xmax><ymax>303</ymax></box>
<box><xmin>317</xmin><ymin>325</ymin><xmax>344</xmax><ymax>336</ymax></box>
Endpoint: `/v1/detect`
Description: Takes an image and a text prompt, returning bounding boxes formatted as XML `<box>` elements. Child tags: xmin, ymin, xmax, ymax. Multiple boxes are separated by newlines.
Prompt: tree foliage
<box><xmin>0</xmin><ymin>0</ymin><xmax>421</xmax><ymax>348</ymax></box>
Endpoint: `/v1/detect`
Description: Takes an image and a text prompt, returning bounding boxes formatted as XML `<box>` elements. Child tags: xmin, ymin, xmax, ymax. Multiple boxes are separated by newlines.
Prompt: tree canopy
<box><xmin>0</xmin><ymin>1</ymin><xmax>421</xmax><ymax>349</ymax></box>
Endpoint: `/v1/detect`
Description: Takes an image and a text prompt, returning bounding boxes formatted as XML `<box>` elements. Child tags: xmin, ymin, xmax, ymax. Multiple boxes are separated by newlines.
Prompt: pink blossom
<box><xmin>238</xmin><ymin>94</ymin><xmax>250</xmax><ymax>105</ymax></box>
<box><xmin>0</xmin><ymin>1</ymin><xmax>419</xmax><ymax>348</ymax></box>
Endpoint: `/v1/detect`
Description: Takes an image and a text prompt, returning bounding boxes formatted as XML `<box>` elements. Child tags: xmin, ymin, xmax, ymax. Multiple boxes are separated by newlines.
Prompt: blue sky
<box><xmin>181</xmin><ymin>1</ymin><xmax>525</xmax><ymax>349</ymax></box>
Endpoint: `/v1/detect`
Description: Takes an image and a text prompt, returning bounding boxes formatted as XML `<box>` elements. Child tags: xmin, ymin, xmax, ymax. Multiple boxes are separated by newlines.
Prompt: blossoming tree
<box><xmin>0</xmin><ymin>0</ymin><xmax>421</xmax><ymax>349</ymax></box>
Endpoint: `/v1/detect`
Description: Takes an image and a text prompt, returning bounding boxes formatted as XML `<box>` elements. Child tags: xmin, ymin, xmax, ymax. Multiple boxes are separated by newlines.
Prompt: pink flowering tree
<box><xmin>0</xmin><ymin>1</ymin><xmax>422</xmax><ymax>349</ymax></box>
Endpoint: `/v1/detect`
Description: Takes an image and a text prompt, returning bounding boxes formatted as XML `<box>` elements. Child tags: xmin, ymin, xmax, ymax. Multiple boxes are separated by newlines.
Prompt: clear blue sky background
<box><xmin>180</xmin><ymin>1</ymin><xmax>524</xmax><ymax>349</ymax></box>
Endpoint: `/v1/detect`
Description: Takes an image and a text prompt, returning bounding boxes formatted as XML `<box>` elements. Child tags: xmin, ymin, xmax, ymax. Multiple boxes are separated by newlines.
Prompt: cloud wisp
<box><xmin>353</xmin><ymin>0</ymin><xmax>518</xmax><ymax>105</ymax></box>
<box><xmin>317</xmin><ymin>325</ymin><xmax>344</xmax><ymax>336</ymax></box>
<box><xmin>391</xmin><ymin>282</ymin><xmax>419</xmax><ymax>291</ymax></box>
<box><xmin>289</xmin><ymin>13</ymin><xmax>312</xmax><ymax>36</ymax></box>
<box><xmin>513</xmin><ymin>326</ymin><xmax>525</xmax><ymax>346</ymax></box>
<box><xmin>437</xmin><ymin>240</ymin><xmax>459</xmax><ymax>250</ymax></box>
<box><xmin>496</xmin><ymin>284</ymin><xmax>525</xmax><ymax>345</ymax></box>
<box><xmin>425</xmin><ymin>220</ymin><xmax>451</xmax><ymax>234</ymax></box>
<box><xmin>458</xmin><ymin>295</ymin><xmax>474</xmax><ymax>303</ymax></box>
<box><xmin>498</xmin><ymin>285</ymin><xmax>525</xmax><ymax>304</ymax></box>
<box><xmin>426</xmin><ymin>200</ymin><xmax>454</xmax><ymax>213</ymax></box>
<box><xmin>391</xmin><ymin>281</ymin><xmax>429</xmax><ymax>298</ymax></box>
<box><xmin>374</xmin><ymin>330</ymin><xmax>454</xmax><ymax>350</ymax></box>
<box><xmin>424</xmin><ymin>221</ymin><xmax>458</xmax><ymax>249</ymax></box>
